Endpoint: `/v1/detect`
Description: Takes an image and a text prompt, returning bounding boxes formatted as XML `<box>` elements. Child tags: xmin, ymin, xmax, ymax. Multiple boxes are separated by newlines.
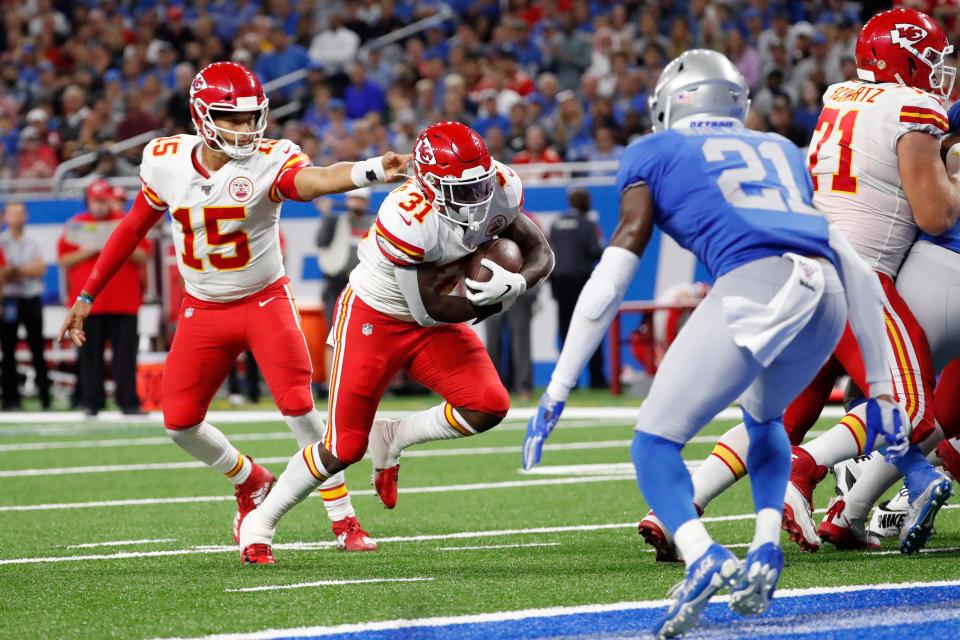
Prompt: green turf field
<box><xmin>1</xmin><ymin>392</ymin><xmax>957</xmax><ymax>639</ymax></box>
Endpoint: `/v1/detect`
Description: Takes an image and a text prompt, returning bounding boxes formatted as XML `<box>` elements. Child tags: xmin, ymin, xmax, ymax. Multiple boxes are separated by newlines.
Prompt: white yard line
<box><xmin>0</xmin><ymin>405</ymin><xmax>849</xmax><ymax>427</ymax></box>
<box><xmin>225</xmin><ymin>577</ymin><xmax>434</xmax><ymax>593</ymax></box>
<box><xmin>66</xmin><ymin>538</ymin><xmax>176</xmax><ymax>549</ymax></box>
<box><xmin>0</xmin><ymin>475</ymin><xmax>635</xmax><ymax>513</ymax></box>
<box><xmin>154</xmin><ymin>579</ymin><xmax>960</xmax><ymax>640</ymax></box>
<box><xmin>438</xmin><ymin>542</ymin><xmax>562</xmax><ymax>552</ymax></box>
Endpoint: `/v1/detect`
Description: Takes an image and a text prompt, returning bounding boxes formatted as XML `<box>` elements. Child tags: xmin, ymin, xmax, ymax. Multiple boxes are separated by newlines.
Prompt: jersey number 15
<box><xmin>171</xmin><ymin>206</ymin><xmax>251</xmax><ymax>271</ymax></box>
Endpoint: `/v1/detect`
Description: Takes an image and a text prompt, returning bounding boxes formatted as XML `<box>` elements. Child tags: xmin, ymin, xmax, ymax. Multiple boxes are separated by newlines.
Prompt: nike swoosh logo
<box><xmin>258</xmin><ymin>297</ymin><xmax>276</xmax><ymax>307</ymax></box>
<box><xmin>397</xmin><ymin>213</ymin><xmax>413</xmax><ymax>226</ymax></box>
<box><xmin>494</xmin><ymin>284</ymin><xmax>512</xmax><ymax>301</ymax></box>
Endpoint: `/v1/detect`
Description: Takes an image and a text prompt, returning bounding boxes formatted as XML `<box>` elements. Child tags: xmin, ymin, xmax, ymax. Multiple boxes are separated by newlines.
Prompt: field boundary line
<box><xmin>225</xmin><ymin>577</ymin><xmax>433</xmax><ymax>593</ymax></box>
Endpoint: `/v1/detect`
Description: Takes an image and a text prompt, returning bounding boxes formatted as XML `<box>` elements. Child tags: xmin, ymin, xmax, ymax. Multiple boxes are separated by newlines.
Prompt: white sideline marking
<box><xmin>869</xmin><ymin>545</ymin><xmax>960</xmax><ymax>556</ymax></box>
<box><xmin>0</xmin><ymin>405</ymin><xmax>849</xmax><ymax>427</ymax></box>
<box><xmin>0</xmin><ymin>475</ymin><xmax>634</xmax><ymax>513</ymax></box>
<box><xmin>438</xmin><ymin>542</ymin><xmax>562</xmax><ymax>552</ymax></box>
<box><xmin>155</xmin><ymin>579</ymin><xmax>960</xmax><ymax>640</ymax></box>
<box><xmin>225</xmin><ymin>577</ymin><xmax>433</xmax><ymax>593</ymax></box>
<box><xmin>66</xmin><ymin>538</ymin><xmax>176</xmax><ymax>549</ymax></box>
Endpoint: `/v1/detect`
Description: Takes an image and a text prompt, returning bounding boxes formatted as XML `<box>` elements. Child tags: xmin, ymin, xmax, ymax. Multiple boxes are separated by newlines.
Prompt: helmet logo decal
<box><xmin>890</xmin><ymin>23</ymin><xmax>928</xmax><ymax>49</ymax></box>
<box><xmin>191</xmin><ymin>75</ymin><xmax>207</xmax><ymax>96</ymax></box>
<box><xmin>415</xmin><ymin>137</ymin><xmax>436</xmax><ymax>165</ymax></box>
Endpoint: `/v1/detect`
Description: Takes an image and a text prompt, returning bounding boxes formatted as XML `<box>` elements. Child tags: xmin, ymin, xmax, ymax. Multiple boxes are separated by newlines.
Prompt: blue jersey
<box><xmin>616</xmin><ymin>126</ymin><xmax>836</xmax><ymax>278</ymax></box>
<box><xmin>919</xmin><ymin>223</ymin><xmax>960</xmax><ymax>253</ymax></box>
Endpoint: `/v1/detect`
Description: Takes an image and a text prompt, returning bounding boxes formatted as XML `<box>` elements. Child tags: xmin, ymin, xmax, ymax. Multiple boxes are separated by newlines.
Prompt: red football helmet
<box><xmin>413</xmin><ymin>121</ymin><xmax>495</xmax><ymax>229</ymax></box>
<box><xmin>189</xmin><ymin>62</ymin><xmax>269</xmax><ymax>159</ymax></box>
<box><xmin>855</xmin><ymin>8</ymin><xmax>955</xmax><ymax>101</ymax></box>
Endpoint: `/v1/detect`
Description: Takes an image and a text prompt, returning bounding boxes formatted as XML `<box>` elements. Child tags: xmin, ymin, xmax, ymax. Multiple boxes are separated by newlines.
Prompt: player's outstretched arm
<box><xmin>899</xmin><ymin>132</ymin><xmax>960</xmax><ymax>235</ymax></box>
<box><xmin>395</xmin><ymin>265</ymin><xmax>498</xmax><ymax>326</ymax></box>
<box><xmin>524</xmin><ymin>185</ymin><xmax>653</xmax><ymax>469</ymax></box>
<box><xmin>293</xmin><ymin>152</ymin><xmax>413</xmax><ymax>201</ymax></box>
<box><xmin>59</xmin><ymin>192</ymin><xmax>165</xmax><ymax>346</ymax></box>
<box><xmin>827</xmin><ymin>226</ymin><xmax>907</xmax><ymax>460</ymax></box>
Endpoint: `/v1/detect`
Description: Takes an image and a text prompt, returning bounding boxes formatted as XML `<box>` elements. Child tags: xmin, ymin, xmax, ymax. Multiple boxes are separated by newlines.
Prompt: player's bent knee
<box><xmin>478</xmin><ymin>380</ymin><xmax>511</xmax><ymax>419</ymax></box>
<box><xmin>163</xmin><ymin>409</ymin><xmax>206</xmax><ymax>432</ymax></box>
<box><xmin>276</xmin><ymin>387</ymin><xmax>315</xmax><ymax>418</ymax></box>
<box><xmin>318</xmin><ymin>443</ymin><xmax>351</xmax><ymax>474</ymax></box>
<box><xmin>458</xmin><ymin>408</ymin><xmax>503</xmax><ymax>433</ymax></box>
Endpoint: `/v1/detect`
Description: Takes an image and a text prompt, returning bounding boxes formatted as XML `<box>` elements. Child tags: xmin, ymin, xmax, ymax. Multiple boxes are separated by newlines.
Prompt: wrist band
<box><xmin>77</xmin><ymin>293</ymin><xmax>94</xmax><ymax>304</ymax></box>
<box><xmin>350</xmin><ymin>156</ymin><xmax>385</xmax><ymax>187</ymax></box>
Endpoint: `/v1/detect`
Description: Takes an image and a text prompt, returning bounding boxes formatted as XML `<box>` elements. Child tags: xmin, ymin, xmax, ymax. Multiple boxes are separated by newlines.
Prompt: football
<box><xmin>465</xmin><ymin>238</ymin><xmax>524</xmax><ymax>282</ymax></box>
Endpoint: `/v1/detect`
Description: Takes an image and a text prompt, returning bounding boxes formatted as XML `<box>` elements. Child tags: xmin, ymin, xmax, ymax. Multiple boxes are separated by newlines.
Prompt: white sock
<box><xmin>166</xmin><ymin>422</ymin><xmax>251</xmax><ymax>484</ymax></box>
<box><xmin>390</xmin><ymin>402</ymin><xmax>477</xmax><ymax>459</ymax></box>
<box><xmin>693</xmin><ymin>423</ymin><xmax>749</xmax><ymax>509</ymax></box>
<box><xmin>801</xmin><ymin>404</ymin><xmax>868</xmax><ymax>467</ymax></box>
<box><xmin>674</xmin><ymin>519</ymin><xmax>713</xmax><ymax>566</ymax></box>
<box><xmin>284</xmin><ymin>410</ymin><xmax>356</xmax><ymax>522</ymax></box>
<box><xmin>241</xmin><ymin>443</ymin><xmax>329</xmax><ymax>545</ymax></box>
<box><xmin>752</xmin><ymin>508</ymin><xmax>782</xmax><ymax>550</ymax></box>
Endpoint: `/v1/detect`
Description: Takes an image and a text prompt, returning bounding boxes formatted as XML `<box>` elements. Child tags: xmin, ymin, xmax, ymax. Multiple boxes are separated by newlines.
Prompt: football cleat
<box><xmin>831</xmin><ymin>454</ymin><xmax>873</xmax><ymax>498</ymax></box>
<box><xmin>240</xmin><ymin>542</ymin><xmax>275</xmax><ymax>565</ymax></box>
<box><xmin>781</xmin><ymin>448</ymin><xmax>826</xmax><ymax>552</ymax></box>
<box><xmin>332</xmin><ymin>516</ymin><xmax>378</xmax><ymax>552</ymax></box>
<box><xmin>373</xmin><ymin>465</ymin><xmax>400</xmax><ymax>509</ymax></box>
<box><xmin>729</xmin><ymin>542</ymin><xmax>783</xmax><ymax>616</ymax></box>
<box><xmin>936</xmin><ymin>438</ymin><xmax>960</xmax><ymax>481</ymax></box>
<box><xmin>639</xmin><ymin>512</ymin><xmax>680</xmax><ymax>563</ymax></box>
<box><xmin>900</xmin><ymin>471</ymin><xmax>953</xmax><ymax>554</ymax></box>
<box><xmin>654</xmin><ymin>544</ymin><xmax>739</xmax><ymax>639</ymax></box>
<box><xmin>232</xmin><ymin>459</ymin><xmax>276</xmax><ymax>544</ymax></box>
<box><xmin>867</xmin><ymin>486</ymin><xmax>909</xmax><ymax>539</ymax></box>
<box><xmin>818</xmin><ymin>497</ymin><xmax>880</xmax><ymax>550</ymax></box>
<box><xmin>369</xmin><ymin>418</ymin><xmax>400</xmax><ymax>509</ymax></box>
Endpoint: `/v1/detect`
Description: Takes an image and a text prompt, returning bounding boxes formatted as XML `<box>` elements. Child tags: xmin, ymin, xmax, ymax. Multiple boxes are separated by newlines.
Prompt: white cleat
<box><xmin>782</xmin><ymin>481</ymin><xmax>821</xmax><ymax>552</ymax></box>
<box><xmin>868</xmin><ymin>485</ymin><xmax>909</xmax><ymax>539</ymax></box>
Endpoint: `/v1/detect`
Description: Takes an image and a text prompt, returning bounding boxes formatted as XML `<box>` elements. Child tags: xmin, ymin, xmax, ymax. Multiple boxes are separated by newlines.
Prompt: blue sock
<box><xmin>632</xmin><ymin>431</ymin><xmax>697</xmax><ymax>533</ymax></box>
<box><xmin>742</xmin><ymin>411</ymin><xmax>792</xmax><ymax>513</ymax></box>
<box><xmin>895</xmin><ymin>445</ymin><xmax>938</xmax><ymax>502</ymax></box>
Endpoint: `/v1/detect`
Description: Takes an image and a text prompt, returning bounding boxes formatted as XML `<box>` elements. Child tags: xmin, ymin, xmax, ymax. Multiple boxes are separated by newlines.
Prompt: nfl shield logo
<box><xmin>362</xmin><ymin>323</ymin><xmax>373</xmax><ymax>336</ymax></box>
<box><xmin>185</xmin><ymin>307</ymin><xmax>194</xmax><ymax>318</ymax></box>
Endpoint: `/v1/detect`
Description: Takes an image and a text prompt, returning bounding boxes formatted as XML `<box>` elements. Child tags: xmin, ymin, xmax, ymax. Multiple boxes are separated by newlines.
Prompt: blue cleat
<box><xmin>900</xmin><ymin>471</ymin><xmax>953</xmax><ymax>554</ymax></box>
<box><xmin>729</xmin><ymin>542</ymin><xmax>783</xmax><ymax>616</ymax></box>
<box><xmin>521</xmin><ymin>393</ymin><xmax>564</xmax><ymax>470</ymax></box>
<box><xmin>654</xmin><ymin>543</ymin><xmax>739</xmax><ymax>638</ymax></box>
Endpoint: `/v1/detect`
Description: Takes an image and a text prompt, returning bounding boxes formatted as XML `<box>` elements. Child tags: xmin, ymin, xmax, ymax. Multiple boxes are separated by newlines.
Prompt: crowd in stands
<box><xmin>1</xmin><ymin>1</ymin><xmax>950</xmax><ymax>188</ymax></box>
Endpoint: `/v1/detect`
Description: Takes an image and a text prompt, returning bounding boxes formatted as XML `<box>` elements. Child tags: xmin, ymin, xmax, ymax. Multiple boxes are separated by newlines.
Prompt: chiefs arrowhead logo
<box><xmin>191</xmin><ymin>75</ymin><xmax>207</xmax><ymax>96</ymax></box>
<box><xmin>890</xmin><ymin>23</ymin><xmax>928</xmax><ymax>49</ymax></box>
<box><xmin>415</xmin><ymin>137</ymin><xmax>436</xmax><ymax>165</ymax></box>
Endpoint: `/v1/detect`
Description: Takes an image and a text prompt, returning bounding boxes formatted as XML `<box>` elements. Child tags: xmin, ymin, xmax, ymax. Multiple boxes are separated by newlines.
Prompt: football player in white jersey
<box><xmin>237</xmin><ymin>121</ymin><xmax>555</xmax><ymax>563</ymax></box>
<box><xmin>58</xmin><ymin>62</ymin><xmax>411</xmax><ymax>552</ymax></box>
<box><xmin>634</xmin><ymin>8</ymin><xmax>960</xmax><ymax>559</ymax></box>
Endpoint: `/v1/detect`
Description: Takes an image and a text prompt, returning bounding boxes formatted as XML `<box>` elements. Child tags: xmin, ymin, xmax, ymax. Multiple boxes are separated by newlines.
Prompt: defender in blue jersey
<box><xmin>526</xmin><ymin>50</ymin><xmax>908</xmax><ymax>638</ymax></box>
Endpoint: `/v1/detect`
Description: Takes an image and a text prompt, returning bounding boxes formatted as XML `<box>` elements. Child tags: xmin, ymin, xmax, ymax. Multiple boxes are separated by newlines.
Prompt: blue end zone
<box><xmin>272</xmin><ymin>583</ymin><xmax>960</xmax><ymax>640</ymax></box>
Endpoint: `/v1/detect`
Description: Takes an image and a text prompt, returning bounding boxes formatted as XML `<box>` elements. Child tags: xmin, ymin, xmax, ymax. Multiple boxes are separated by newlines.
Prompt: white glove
<box><xmin>465</xmin><ymin>259</ymin><xmax>527</xmax><ymax>310</ymax></box>
<box><xmin>947</xmin><ymin>144</ymin><xmax>960</xmax><ymax>176</ymax></box>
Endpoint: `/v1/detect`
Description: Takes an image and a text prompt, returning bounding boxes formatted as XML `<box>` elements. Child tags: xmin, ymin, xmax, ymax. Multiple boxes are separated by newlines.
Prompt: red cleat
<box><xmin>638</xmin><ymin>512</ymin><xmax>680</xmax><ymax>562</ymax></box>
<box><xmin>373</xmin><ymin>464</ymin><xmax>400</xmax><ymax>509</ymax></box>
<box><xmin>232</xmin><ymin>459</ymin><xmax>276</xmax><ymax>544</ymax></box>
<box><xmin>818</xmin><ymin>497</ymin><xmax>880</xmax><ymax>550</ymax></box>
<box><xmin>781</xmin><ymin>446</ymin><xmax>827</xmax><ymax>552</ymax></box>
<box><xmin>937</xmin><ymin>439</ymin><xmax>960</xmax><ymax>481</ymax></box>
<box><xmin>240</xmin><ymin>542</ymin><xmax>275</xmax><ymax>564</ymax></box>
<box><xmin>332</xmin><ymin>516</ymin><xmax>378</xmax><ymax>551</ymax></box>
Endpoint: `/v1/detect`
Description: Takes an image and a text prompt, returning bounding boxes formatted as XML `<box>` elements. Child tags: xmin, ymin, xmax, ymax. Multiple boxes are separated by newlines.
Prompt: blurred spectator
<box><xmin>726</xmin><ymin>29</ymin><xmax>760</xmax><ymax>91</ymax></box>
<box><xmin>767</xmin><ymin>96</ymin><xmax>808</xmax><ymax>148</ymax></box>
<box><xmin>549</xmin><ymin>188</ymin><xmax>606</xmax><ymax>389</ymax></box>
<box><xmin>15</xmin><ymin>127</ymin><xmax>57</xmax><ymax>181</ymax></box>
<box><xmin>794</xmin><ymin>80</ymin><xmax>824</xmax><ymax>140</ymax></box>
<box><xmin>255</xmin><ymin>26</ymin><xmax>310</xmax><ymax>100</ymax></box>
<box><xmin>309</xmin><ymin>13</ymin><xmax>360</xmax><ymax>72</ymax></box>
<box><xmin>0</xmin><ymin>202</ymin><xmax>49</xmax><ymax>410</ymax></box>
<box><xmin>316</xmin><ymin>188</ymin><xmax>374</xmax><ymax>330</ymax></box>
<box><xmin>512</xmin><ymin>125</ymin><xmax>562</xmax><ymax>167</ymax></box>
<box><xmin>57</xmin><ymin>180</ymin><xmax>148</xmax><ymax>416</ymax></box>
<box><xmin>586</xmin><ymin>126</ymin><xmax>624</xmax><ymax>172</ymax></box>
<box><xmin>546</xmin><ymin>12</ymin><xmax>592</xmax><ymax>92</ymax></box>
<box><xmin>552</xmin><ymin>92</ymin><xmax>593</xmax><ymax>161</ymax></box>
<box><xmin>789</xmin><ymin>32</ymin><xmax>833</xmax><ymax>97</ymax></box>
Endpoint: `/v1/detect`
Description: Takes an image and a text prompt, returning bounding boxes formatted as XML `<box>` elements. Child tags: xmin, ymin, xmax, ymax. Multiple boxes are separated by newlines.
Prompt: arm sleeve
<box><xmin>270</xmin><ymin>142</ymin><xmax>313</xmax><ymax>202</ymax></box>
<box><xmin>82</xmin><ymin>192</ymin><xmax>165</xmax><ymax>298</ymax></box>
<box><xmin>545</xmin><ymin>246</ymin><xmax>640</xmax><ymax>401</ymax></box>
<box><xmin>394</xmin><ymin>266</ymin><xmax>438</xmax><ymax>327</ymax></box>
<box><xmin>828</xmin><ymin>225</ymin><xmax>893</xmax><ymax>397</ymax></box>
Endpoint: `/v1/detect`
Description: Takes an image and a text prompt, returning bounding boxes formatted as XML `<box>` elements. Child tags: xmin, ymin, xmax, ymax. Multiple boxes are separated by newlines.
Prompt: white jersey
<box><xmin>350</xmin><ymin>161</ymin><xmax>524</xmax><ymax>321</ymax></box>
<box><xmin>139</xmin><ymin>134</ymin><xmax>310</xmax><ymax>302</ymax></box>
<box><xmin>806</xmin><ymin>80</ymin><xmax>948</xmax><ymax>277</ymax></box>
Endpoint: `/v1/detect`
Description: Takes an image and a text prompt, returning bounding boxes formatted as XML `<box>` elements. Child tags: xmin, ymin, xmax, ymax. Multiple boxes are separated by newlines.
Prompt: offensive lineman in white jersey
<box><xmin>58</xmin><ymin>62</ymin><xmax>411</xmax><ymax>552</ymax></box>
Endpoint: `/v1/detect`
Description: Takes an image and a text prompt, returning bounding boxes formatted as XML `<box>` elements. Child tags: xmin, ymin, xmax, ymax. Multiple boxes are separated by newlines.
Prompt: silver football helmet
<box><xmin>648</xmin><ymin>49</ymin><xmax>751</xmax><ymax>131</ymax></box>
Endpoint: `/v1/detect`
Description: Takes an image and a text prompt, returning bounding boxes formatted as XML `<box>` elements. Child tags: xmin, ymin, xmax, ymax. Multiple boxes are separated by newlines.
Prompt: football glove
<box><xmin>864</xmin><ymin>397</ymin><xmax>910</xmax><ymax>463</ymax></box>
<box><xmin>522</xmin><ymin>392</ymin><xmax>565</xmax><ymax>470</ymax></box>
<box><xmin>465</xmin><ymin>259</ymin><xmax>526</xmax><ymax>310</ymax></box>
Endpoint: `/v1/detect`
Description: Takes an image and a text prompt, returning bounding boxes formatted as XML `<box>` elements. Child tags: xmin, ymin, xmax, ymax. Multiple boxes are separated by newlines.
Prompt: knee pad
<box><xmin>276</xmin><ymin>387</ymin><xmax>315</xmax><ymax>417</ymax></box>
